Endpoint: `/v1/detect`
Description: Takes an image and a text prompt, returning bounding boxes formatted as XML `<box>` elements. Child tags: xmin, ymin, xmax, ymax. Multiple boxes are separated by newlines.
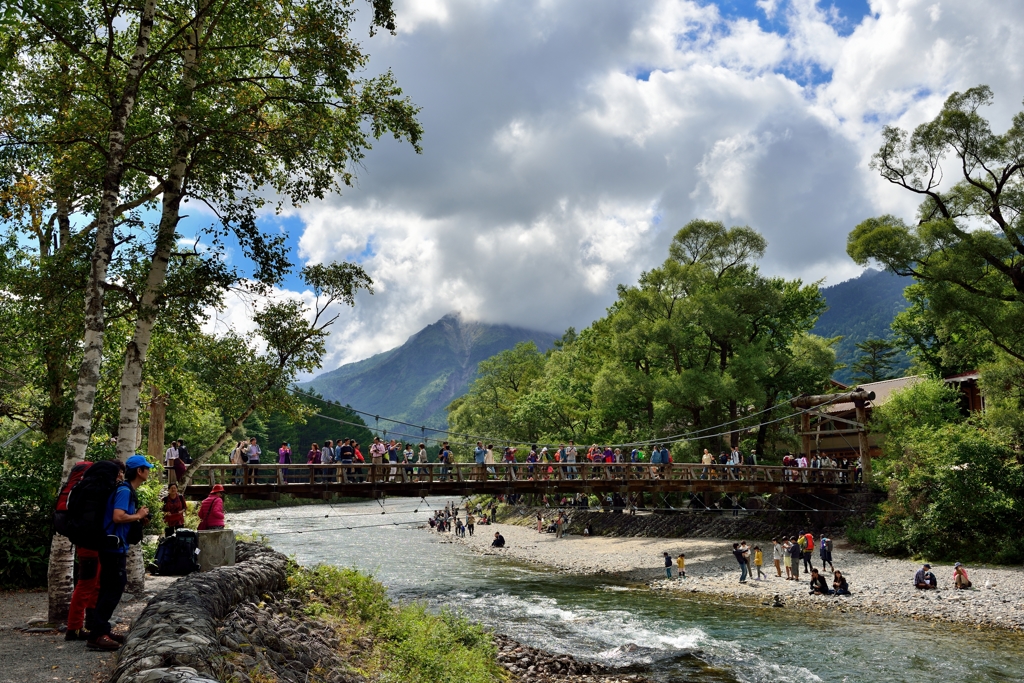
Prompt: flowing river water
<box><xmin>228</xmin><ymin>499</ymin><xmax>1024</xmax><ymax>683</ymax></box>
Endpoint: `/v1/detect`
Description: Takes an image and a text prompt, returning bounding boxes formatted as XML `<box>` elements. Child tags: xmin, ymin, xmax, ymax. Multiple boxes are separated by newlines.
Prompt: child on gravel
<box><xmin>753</xmin><ymin>546</ymin><xmax>766</xmax><ymax>580</ymax></box>
<box><xmin>677</xmin><ymin>553</ymin><xmax>686</xmax><ymax>579</ymax></box>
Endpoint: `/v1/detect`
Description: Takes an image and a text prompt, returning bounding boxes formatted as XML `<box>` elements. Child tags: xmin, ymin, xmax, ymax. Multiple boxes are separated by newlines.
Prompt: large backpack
<box><xmin>154</xmin><ymin>529</ymin><xmax>200</xmax><ymax>575</ymax></box>
<box><xmin>63</xmin><ymin>460</ymin><xmax>123</xmax><ymax>551</ymax></box>
<box><xmin>54</xmin><ymin>461</ymin><xmax>93</xmax><ymax>537</ymax></box>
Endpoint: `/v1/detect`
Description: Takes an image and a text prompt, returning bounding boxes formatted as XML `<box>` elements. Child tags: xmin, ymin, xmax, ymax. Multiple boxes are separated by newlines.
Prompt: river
<box><xmin>228</xmin><ymin>498</ymin><xmax>1024</xmax><ymax>683</ymax></box>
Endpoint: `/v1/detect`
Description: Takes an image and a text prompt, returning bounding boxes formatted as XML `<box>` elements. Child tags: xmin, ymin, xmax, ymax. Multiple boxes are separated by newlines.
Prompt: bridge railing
<box><xmin>188</xmin><ymin>462</ymin><xmax>854</xmax><ymax>487</ymax></box>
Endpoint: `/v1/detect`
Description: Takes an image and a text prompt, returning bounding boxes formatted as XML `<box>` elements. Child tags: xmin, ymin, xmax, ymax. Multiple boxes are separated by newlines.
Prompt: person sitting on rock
<box><xmin>809</xmin><ymin>568</ymin><xmax>830</xmax><ymax>595</ymax></box>
<box><xmin>953</xmin><ymin>562</ymin><xmax>972</xmax><ymax>590</ymax></box>
<box><xmin>197</xmin><ymin>484</ymin><xmax>226</xmax><ymax>530</ymax></box>
<box><xmin>491</xmin><ymin>531</ymin><xmax>505</xmax><ymax>548</ymax></box>
<box><xmin>832</xmin><ymin>570</ymin><xmax>851</xmax><ymax>596</ymax></box>
<box><xmin>914</xmin><ymin>563</ymin><xmax>938</xmax><ymax>589</ymax></box>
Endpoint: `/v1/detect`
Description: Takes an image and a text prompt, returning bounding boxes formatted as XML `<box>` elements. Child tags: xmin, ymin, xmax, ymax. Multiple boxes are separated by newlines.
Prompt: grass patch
<box><xmin>286</xmin><ymin>564</ymin><xmax>503</xmax><ymax>683</ymax></box>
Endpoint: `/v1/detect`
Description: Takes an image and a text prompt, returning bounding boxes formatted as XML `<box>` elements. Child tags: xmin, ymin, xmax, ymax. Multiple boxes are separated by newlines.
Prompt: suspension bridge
<box><xmin>183</xmin><ymin>462</ymin><xmax>858</xmax><ymax>501</ymax></box>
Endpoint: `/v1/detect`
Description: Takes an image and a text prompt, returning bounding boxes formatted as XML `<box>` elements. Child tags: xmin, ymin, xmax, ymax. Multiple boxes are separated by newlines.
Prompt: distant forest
<box><xmin>813</xmin><ymin>269</ymin><xmax>912</xmax><ymax>384</ymax></box>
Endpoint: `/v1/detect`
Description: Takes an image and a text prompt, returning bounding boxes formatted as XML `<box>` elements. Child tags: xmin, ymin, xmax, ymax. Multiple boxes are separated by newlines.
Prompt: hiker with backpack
<box><xmin>87</xmin><ymin>455</ymin><xmax>152</xmax><ymax>650</ymax></box>
<box><xmin>56</xmin><ymin>460</ymin><xmax>125</xmax><ymax>642</ymax></box>
<box><xmin>197</xmin><ymin>484</ymin><xmax>226</xmax><ymax>530</ymax></box>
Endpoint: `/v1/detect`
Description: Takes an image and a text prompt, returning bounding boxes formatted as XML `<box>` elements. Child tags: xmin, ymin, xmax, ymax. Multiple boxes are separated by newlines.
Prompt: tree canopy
<box><xmin>847</xmin><ymin>85</ymin><xmax>1024</xmax><ymax>363</ymax></box>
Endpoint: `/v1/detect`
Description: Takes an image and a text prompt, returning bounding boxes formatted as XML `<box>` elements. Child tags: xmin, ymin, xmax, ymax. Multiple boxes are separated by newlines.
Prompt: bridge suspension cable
<box><xmin>288</xmin><ymin>387</ymin><xmax>846</xmax><ymax>452</ymax></box>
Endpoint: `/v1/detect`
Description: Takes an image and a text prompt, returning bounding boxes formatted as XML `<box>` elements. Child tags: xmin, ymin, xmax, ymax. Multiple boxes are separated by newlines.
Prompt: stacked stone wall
<box><xmin>109</xmin><ymin>543</ymin><xmax>288</xmax><ymax>683</ymax></box>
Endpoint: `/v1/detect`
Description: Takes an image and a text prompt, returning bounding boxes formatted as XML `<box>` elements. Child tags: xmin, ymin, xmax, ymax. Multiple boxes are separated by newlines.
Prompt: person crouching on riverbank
<box><xmin>914</xmin><ymin>563</ymin><xmax>938</xmax><ymax>589</ymax></box>
<box><xmin>809</xmin><ymin>569</ymin><xmax>830</xmax><ymax>595</ymax></box>
<box><xmin>492</xmin><ymin>532</ymin><xmax>505</xmax><ymax>548</ymax></box>
<box><xmin>953</xmin><ymin>562</ymin><xmax>972</xmax><ymax>589</ymax></box>
<box><xmin>198</xmin><ymin>484</ymin><xmax>225</xmax><ymax>530</ymax></box>
<box><xmin>833</xmin><ymin>570</ymin><xmax>851</xmax><ymax>595</ymax></box>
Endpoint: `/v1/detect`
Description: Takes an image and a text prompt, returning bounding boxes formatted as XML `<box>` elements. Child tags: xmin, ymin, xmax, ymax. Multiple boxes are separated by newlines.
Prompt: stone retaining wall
<box><xmin>109</xmin><ymin>542</ymin><xmax>288</xmax><ymax>683</ymax></box>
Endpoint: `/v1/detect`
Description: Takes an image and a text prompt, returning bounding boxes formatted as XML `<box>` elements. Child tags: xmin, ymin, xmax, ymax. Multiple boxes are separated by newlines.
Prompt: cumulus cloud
<box><xmin>237</xmin><ymin>0</ymin><xmax>1024</xmax><ymax>370</ymax></box>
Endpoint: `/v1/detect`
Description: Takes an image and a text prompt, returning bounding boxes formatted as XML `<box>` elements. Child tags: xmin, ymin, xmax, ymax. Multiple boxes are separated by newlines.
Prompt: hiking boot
<box><xmin>106</xmin><ymin>632</ymin><xmax>125</xmax><ymax>644</ymax></box>
<box><xmin>64</xmin><ymin>628</ymin><xmax>89</xmax><ymax>641</ymax></box>
<box><xmin>86</xmin><ymin>635</ymin><xmax>121</xmax><ymax>651</ymax></box>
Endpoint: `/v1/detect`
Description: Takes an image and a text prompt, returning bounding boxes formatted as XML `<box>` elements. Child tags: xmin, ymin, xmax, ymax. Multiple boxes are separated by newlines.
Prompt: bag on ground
<box><xmin>154</xmin><ymin>529</ymin><xmax>201</xmax><ymax>576</ymax></box>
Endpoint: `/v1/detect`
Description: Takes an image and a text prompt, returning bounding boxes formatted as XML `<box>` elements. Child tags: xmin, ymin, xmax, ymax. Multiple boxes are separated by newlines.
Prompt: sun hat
<box><xmin>210</xmin><ymin>484</ymin><xmax>225</xmax><ymax>494</ymax></box>
<box><xmin>126</xmin><ymin>455</ymin><xmax>152</xmax><ymax>469</ymax></box>
<box><xmin>954</xmin><ymin>562</ymin><xmax>962</xmax><ymax>567</ymax></box>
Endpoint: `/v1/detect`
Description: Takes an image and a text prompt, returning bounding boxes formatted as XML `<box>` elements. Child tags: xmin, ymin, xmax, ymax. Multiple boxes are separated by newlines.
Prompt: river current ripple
<box><xmin>228</xmin><ymin>498</ymin><xmax>1024</xmax><ymax>683</ymax></box>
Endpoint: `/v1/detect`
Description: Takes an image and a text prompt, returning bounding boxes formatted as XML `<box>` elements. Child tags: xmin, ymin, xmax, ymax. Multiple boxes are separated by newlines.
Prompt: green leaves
<box><xmin>870</xmin><ymin>419</ymin><xmax>1023</xmax><ymax>562</ymax></box>
<box><xmin>846</xmin><ymin>215</ymin><xmax>920</xmax><ymax>273</ymax></box>
<box><xmin>852</xmin><ymin>85</ymin><xmax>1024</xmax><ymax>407</ymax></box>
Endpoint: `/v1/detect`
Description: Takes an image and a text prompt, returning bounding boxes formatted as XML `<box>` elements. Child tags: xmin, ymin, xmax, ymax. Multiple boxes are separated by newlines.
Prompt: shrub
<box><xmin>871</xmin><ymin>423</ymin><xmax>1024</xmax><ymax>562</ymax></box>
<box><xmin>0</xmin><ymin>440</ymin><xmax>62</xmax><ymax>588</ymax></box>
<box><xmin>287</xmin><ymin>564</ymin><xmax>502</xmax><ymax>683</ymax></box>
<box><xmin>375</xmin><ymin>605</ymin><xmax>499</xmax><ymax>683</ymax></box>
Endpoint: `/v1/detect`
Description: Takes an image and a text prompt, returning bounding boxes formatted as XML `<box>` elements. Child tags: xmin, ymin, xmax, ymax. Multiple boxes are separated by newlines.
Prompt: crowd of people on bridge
<box><xmin>216</xmin><ymin>434</ymin><xmax>864</xmax><ymax>487</ymax></box>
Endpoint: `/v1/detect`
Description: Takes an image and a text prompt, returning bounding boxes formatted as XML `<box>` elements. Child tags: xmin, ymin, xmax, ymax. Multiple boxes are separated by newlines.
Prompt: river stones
<box><xmin>494</xmin><ymin>634</ymin><xmax>653</xmax><ymax>683</ymax></box>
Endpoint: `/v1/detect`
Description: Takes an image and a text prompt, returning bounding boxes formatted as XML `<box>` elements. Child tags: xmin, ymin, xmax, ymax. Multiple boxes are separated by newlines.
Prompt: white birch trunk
<box><xmin>64</xmin><ymin>0</ymin><xmax>159</xmax><ymax>470</ymax></box>
<box><xmin>46</xmin><ymin>534</ymin><xmax>75</xmax><ymax>624</ymax></box>
<box><xmin>51</xmin><ymin>0</ymin><xmax>159</xmax><ymax>623</ymax></box>
<box><xmin>115</xmin><ymin>18</ymin><xmax>198</xmax><ymax>593</ymax></box>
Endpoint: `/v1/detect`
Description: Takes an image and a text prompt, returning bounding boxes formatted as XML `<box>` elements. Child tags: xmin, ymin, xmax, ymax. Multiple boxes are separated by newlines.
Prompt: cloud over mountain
<box><xmin>232</xmin><ymin>0</ymin><xmax>1024</xmax><ymax>372</ymax></box>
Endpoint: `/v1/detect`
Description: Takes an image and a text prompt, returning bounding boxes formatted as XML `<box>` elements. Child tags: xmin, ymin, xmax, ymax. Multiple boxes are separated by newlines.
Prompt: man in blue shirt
<box><xmin>474</xmin><ymin>441</ymin><xmax>487</xmax><ymax>481</ymax></box>
<box><xmin>87</xmin><ymin>455</ymin><xmax>151</xmax><ymax>650</ymax></box>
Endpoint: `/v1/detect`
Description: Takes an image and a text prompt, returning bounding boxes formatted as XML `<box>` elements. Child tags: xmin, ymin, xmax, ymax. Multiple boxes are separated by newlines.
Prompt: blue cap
<box><xmin>126</xmin><ymin>455</ymin><xmax>153</xmax><ymax>469</ymax></box>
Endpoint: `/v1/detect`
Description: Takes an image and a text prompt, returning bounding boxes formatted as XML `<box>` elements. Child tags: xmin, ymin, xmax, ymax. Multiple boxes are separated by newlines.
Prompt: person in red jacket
<box><xmin>197</xmin><ymin>484</ymin><xmax>226</xmax><ymax>530</ymax></box>
<box><xmin>161</xmin><ymin>483</ymin><xmax>187</xmax><ymax>536</ymax></box>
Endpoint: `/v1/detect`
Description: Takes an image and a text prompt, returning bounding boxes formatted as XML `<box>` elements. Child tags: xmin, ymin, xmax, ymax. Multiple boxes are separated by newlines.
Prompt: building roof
<box><xmin>826</xmin><ymin>375</ymin><xmax>925</xmax><ymax>413</ymax></box>
<box><xmin>944</xmin><ymin>371</ymin><xmax>980</xmax><ymax>382</ymax></box>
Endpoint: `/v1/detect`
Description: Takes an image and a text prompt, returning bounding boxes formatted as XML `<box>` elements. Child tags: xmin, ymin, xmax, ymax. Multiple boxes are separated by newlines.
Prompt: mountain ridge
<box><xmin>303</xmin><ymin>313</ymin><xmax>558</xmax><ymax>429</ymax></box>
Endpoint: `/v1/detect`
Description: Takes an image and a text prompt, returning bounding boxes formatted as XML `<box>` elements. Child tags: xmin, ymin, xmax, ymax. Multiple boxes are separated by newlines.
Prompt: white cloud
<box><xmin>237</xmin><ymin>0</ymin><xmax>1024</xmax><ymax>373</ymax></box>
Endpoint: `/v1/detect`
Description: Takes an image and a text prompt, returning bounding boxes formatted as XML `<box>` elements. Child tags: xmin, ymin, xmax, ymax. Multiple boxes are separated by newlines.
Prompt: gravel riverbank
<box><xmin>440</xmin><ymin>521</ymin><xmax>1024</xmax><ymax>631</ymax></box>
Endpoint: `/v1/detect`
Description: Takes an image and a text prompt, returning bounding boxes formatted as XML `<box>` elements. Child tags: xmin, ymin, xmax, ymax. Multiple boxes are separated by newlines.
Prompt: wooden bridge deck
<box><xmin>184</xmin><ymin>462</ymin><xmax>856</xmax><ymax>500</ymax></box>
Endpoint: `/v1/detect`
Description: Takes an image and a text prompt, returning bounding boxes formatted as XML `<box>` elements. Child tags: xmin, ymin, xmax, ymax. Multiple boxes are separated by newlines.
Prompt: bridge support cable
<box><xmin>288</xmin><ymin>387</ymin><xmax>850</xmax><ymax>453</ymax></box>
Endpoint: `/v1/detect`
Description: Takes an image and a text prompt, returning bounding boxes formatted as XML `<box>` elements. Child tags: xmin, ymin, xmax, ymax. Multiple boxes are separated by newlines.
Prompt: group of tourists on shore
<box><xmin>428</xmin><ymin>500</ymin><xmax>496</xmax><ymax>537</ymax></box>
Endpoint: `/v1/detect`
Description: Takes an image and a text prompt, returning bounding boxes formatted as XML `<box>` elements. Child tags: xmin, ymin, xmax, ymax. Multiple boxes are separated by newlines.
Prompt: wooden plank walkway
<box><xmin>184</xmin><ymin>462</ymin><xmax>856</xmax><ymax>500</ymax></box>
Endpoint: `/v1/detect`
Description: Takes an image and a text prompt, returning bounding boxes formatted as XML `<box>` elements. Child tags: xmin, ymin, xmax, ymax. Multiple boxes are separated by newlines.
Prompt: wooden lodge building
<box><xmin>794</xmin><ymin>373</ymin><xmax>984</xmax><ymax>462</ymax></box>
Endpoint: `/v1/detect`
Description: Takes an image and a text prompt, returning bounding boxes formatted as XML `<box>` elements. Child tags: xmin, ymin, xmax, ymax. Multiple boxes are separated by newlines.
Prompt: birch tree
<box><xmin>106</xmin><ymin>0</ymin><xmax>421</xmax><ymax>464</ymax></box>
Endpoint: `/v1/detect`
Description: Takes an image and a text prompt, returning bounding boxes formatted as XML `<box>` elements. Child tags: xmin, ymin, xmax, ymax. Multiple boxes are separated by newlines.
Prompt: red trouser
<box><xmin>67</xmin><ymin>547</ymin><xmax>101</xmax><ymax>631</ymax></box>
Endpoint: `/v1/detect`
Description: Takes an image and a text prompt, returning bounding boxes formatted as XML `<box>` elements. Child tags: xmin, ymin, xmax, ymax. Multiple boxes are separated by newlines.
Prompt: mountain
<box><xmin>304</xmin><ymin>313</ymin><xmax>558</xmax><ymax>429</ymax></box>
<box><xmin>813</xmin><ymin>268</ymin><xmax>913</xmax><ymax>384</ymax></box>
